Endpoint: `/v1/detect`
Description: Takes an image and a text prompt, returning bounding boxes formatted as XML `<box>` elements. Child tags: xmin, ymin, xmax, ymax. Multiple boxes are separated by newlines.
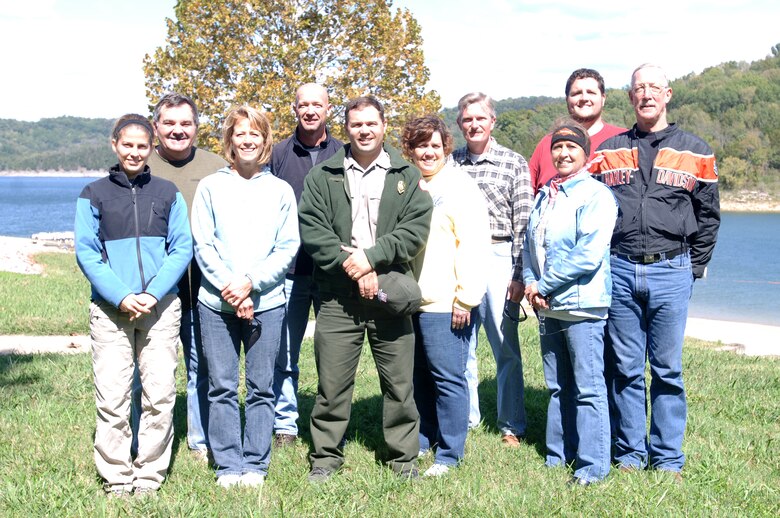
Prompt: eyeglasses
<box><xmin>503</xmin><ymin>302</ymin><xmax>528</xmax><ymax>323</ymax></box>
<box><xmin>632</xmin><ymin>83</ymin><xmax>667</xmax><ymax>96</ymax></box>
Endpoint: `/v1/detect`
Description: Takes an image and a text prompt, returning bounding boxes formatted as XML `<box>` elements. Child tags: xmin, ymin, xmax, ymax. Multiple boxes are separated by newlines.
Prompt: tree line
<box><xmin>0</xmin><ymin>117</ymin><xmax>115</xmax><ymax>171</ymax></box>
<box><xmin>444</xmin><ymin>45</ymin><xmax>780</xmax><ymax>192</ymax></box>
<box><xmin>2</xmin><ymin>0</ymin><xmax>777</xmax><ymax>194</ymax></box>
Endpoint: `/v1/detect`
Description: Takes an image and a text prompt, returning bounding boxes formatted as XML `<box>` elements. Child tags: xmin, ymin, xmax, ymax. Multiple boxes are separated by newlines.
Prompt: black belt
<box><xmin>615</xmin><ymin>247</ymin><xmax>687</xmax><ymax>265</ymax></box>
<box><xmin>491</xmin><ymin>236</ymin><xmax>512</xmax><ymax>244</ymax></box>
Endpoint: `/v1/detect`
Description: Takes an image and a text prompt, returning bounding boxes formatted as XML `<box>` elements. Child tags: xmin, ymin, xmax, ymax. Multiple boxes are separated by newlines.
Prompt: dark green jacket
<box><xmin>298</xmin><ymin>143</ymin><xmax>433</xmax><ymax>296</ymax></box>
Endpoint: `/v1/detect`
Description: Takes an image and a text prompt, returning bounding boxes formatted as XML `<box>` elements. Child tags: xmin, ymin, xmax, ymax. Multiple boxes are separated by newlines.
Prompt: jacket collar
<box><xmin>109</xmin><ymin>164</ymin><xmax>151</xmax><ymax>188</ymax></box>
<box><xmin>321</xmin><ymin>142</ymin><xmax>413</xmax><ymax>175</ymax></box>
<box><xmin>292</xmin><ymin>127</ymin><xmax>338</xmax><ymax>151</ymax></box>
<box><xmin>631</xmin><ymin>122</ymin><xmax>677</xmax><ymax>141</ymax></box>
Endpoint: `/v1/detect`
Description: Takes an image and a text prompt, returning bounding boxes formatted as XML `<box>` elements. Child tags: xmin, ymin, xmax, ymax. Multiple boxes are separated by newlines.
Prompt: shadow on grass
<box><xmin>169</xmin><ymin>392</ymin><xmax>187</xmax><ymax>470</ymax></box>
<box><xmin>473</xmin><ymin>377</ymin><xmax>549</xmax><ymax>458</ymax></box>
<box><xmin>293</xmin><ymin>375</ymin><xmax>551</xmax><ymax>464</ymax></box>
<box><xmin>0</xmin><ymin>354</ymin><xmax>39</xmax><ymax>387</ymax></box>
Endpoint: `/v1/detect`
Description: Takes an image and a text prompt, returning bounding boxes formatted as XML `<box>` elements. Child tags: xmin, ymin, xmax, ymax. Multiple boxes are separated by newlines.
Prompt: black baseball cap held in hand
<box><xmin>363</xmin><ymin>271</ymin><xmax>422</xmax><ymax>316</ymax></box>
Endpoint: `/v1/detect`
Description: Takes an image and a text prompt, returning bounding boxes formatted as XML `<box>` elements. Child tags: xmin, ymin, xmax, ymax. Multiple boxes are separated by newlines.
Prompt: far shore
<box><xmin>1</xmin><ymin>171</ymin><xmax>777</xmax><ymax>211</ymax></box>
<box><xmin>0</xmin><ymin>170</ymin><xmax>106</xmax><ymax>177</ymax></box>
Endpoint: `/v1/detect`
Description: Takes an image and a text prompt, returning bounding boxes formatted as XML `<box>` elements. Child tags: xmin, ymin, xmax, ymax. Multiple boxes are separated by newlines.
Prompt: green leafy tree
<box><xmin>719</xmin><ymin>156</ymin><xmax>752</xmax><ymax>190</ymax></box>
<box><xmin>143</xmin><ymin>0</ymin><xmax>440</xmax><ymax>151</ymax></box>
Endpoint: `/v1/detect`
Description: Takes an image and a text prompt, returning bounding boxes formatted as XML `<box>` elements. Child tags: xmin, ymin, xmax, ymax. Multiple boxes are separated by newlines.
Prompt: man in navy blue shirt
<box><xmin>270</xmin><ymin>83</ymin><xmax>342</xmax><ymax>447</ymax></box>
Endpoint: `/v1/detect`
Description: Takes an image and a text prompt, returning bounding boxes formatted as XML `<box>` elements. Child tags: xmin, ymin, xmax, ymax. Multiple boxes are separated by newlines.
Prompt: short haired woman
<box><xmin>401</xmin><ymin>115</ymin><xmax>489</xmax><ymax>476</ymax></box>
<box><xmin>191</xmin><ymin>106</ymin><xmax>299</xmax><ymax>488</ymax></box>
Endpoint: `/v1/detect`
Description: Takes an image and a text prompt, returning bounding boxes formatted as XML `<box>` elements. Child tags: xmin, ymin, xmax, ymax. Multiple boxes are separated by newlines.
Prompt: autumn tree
<box><xmin>143</xmin><ymin>0</ymin><xmax>440</xmax><ymax>151</ymax></box>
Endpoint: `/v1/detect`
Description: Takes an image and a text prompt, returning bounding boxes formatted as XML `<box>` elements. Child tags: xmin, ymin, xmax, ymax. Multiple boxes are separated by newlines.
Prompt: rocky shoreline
<box><xmin>1</xmin><ymin>235</ymin><xmax>777</xmax><ymax>358</ymax></box>
<box><xmin>719</xmin><ymin>190</ymin><xmax>780</xmax><ymax>212</ymax></box>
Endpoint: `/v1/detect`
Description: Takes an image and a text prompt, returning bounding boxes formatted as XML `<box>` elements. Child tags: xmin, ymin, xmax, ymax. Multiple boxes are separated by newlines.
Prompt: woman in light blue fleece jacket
<box><xmin>523</xmin><ymin>120</ymin><xmax>617</xmax><ymax>486</ymax></box>
<box><xmin>191</xmin><ymin>105</ymin><xmax>299</xmax><ymax>489</ymax></box>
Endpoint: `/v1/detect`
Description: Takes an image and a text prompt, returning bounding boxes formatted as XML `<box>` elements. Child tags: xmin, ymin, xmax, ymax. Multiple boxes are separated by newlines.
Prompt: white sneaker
<box><xmin>423</xmin><ymin>464</ymin><xmax>451</xmax><ymax>477</ymax></box>
<box><xmin>241</xmin><ymin>472</ymin><xmax>266</xmax><ymax>488</ymax></box>
<box><xmin>216</xmin><ymin>474</ymin><xmax>242</xmax><ymax>488</ymax></box>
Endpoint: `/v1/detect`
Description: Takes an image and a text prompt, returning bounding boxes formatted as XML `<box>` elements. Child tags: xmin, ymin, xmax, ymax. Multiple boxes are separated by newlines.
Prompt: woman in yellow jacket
<box><xmin>402</xmin><ymin>116</ymin><xmax>490</xmax><ymax>477</ymax></box>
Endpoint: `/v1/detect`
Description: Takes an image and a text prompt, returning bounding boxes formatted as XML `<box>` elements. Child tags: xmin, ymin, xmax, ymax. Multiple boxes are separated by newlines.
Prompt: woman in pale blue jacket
<box><xmin>191</xmin><ymin>106</ymin><xmax>299</xmax><ymax>489</ymax></box>
<box><xmin>523</xmin><ymin>120</ymin><xmax>617</xmax><ymax>485</ymax></box>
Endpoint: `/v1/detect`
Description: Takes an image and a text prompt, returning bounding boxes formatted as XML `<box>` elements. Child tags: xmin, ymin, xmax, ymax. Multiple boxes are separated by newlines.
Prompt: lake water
<box><xmin>1</xmin><ymin>176</ymin><xmax>778</xmax><ymax>326</ymax></box>
<box><xmin>0</xmin><ymin>176</ymin><xmax>96</xmax><ymax>237</ymax></box>
<box><xmin>687</xmin><ymin>212</ymin><xmax>779</xmax><ymax>326</ymax></box>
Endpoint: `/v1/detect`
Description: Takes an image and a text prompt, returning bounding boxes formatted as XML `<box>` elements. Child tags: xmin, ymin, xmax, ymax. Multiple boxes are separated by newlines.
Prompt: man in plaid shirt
<box><xmin>452</xmin><ymin>92</ymin><xmax>533</xmax><ymax>446</ymax></box>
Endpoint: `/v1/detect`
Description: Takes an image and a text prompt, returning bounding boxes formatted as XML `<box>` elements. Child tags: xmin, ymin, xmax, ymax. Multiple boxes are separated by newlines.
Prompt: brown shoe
<box><xmin>501</xmin><ymin>433</ymin><xmax>522</xmax><ymax>447</ymax></box>
<box><xmin>274</xmin><ymin>433</ymin><xmax>297</xmax><ymax>448</ymax></box>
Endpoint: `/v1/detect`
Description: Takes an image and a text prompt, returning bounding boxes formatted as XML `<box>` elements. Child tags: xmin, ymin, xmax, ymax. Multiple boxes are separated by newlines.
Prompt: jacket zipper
<box><xmin>633</xmin><ymin>131</ymin><xmax>648</xmax><ymax>254</ymax></box>
<box><xmin>132</xmin><ymin>185</ymin><xmax>147</xmax><ymax>291</ymax></box>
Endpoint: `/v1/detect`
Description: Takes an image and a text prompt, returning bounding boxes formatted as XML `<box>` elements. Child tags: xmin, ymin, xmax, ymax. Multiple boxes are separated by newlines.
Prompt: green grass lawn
<box><xmin>1</xmin><ymin>333</ymin><xmax>778</xmax><ymax>516</ymax></box>
<box><xmin>0</xmin><ymin>253</ymin><xmax>90</xmax><ymax>335</ymax></box>
<box><xmin>1</xmin><ymin>254</ymin><xmax>779</xmax><ymax>515</ymax></box>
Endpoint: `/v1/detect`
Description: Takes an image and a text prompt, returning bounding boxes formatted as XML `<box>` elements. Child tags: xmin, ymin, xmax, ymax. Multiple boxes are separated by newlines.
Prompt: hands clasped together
<box><xmin>524</xmin><ymin>281</ymin><xmax>549</xmax><ymax>311</ymax></box>
<box><xmin>119</xmin><ymin>293</ymin><xmax>159</xmax><ymax>321</ymax></box>
<box><xmin>341</xmin><ymin>245</ymin><xmax>379</xmax><ymax>300</ymax></box>
<box><xmin>221</xmin><ymin>276</ymin><xmax>254</xmax><ymax>320</ymax></box>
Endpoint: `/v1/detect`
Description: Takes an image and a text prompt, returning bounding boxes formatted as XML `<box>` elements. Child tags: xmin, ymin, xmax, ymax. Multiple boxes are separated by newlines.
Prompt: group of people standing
<box><xmin>523</xmin><ymin>64</ymin><xmax>719</xmax><ymax>485</ymax></box>
<box><xmin>75</xmin><ymin>62</ymin><xmax>719</xmax><ymax>497</ymax></box>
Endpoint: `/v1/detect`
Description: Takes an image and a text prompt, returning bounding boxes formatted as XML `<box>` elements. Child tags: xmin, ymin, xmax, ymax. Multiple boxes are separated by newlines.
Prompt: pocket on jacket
<box><xmin>147</xmin><ymin>202</ymin><xmax>166</xmax><ymax>233</ymax></box>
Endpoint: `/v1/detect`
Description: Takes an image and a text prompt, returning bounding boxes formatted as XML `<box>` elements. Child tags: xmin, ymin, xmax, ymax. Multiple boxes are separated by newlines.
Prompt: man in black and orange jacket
<box><xmin>589</xmin><ymin>63</ymin><xmax>719</xmax><ymax>479</ymax></box>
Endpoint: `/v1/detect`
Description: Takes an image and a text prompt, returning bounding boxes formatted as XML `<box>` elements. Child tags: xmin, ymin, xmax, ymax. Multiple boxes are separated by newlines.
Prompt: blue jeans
<box><xmin>467</xmin><ymin>241</ymin><xmax>527</xmax><ymax>436</ymax></box>
<box><xmin>273</xmin><ymin>274</ymin><xmax>319</xmax><ymax>435</ymax></box>
<box><xmin>199</xmin><ymin>304</ymin><xmax>284</xmax><ymax>477</ymax></box>
<box><xmin>607</xmin><ymin>253</ymin><xmax>693</xmax><ymax>472</ymax></box>
<box><xmin>540</xmin><ymin>316</ymin><xmax>610</xmax><ymax>482</ymax></box>
<box><xmin>413</xmin><ymin>311</ymin><xmax>472</xmax><ymax>467</ymax></box>
<box><xmin>182</xmin><ymin>305</ymin><xmax>209</xmax><ymax>450</ymax></box>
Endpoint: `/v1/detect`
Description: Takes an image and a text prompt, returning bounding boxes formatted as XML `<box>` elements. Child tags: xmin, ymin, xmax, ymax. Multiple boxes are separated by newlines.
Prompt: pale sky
<box><xmin>1</xmin><ymin>0</ymin><xmax>778</xmax><ymax>121</ymax></box>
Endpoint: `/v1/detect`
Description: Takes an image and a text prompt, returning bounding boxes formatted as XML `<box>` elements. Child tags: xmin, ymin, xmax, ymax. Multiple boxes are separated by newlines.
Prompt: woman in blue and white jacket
<box><xmin>75</xmin><ymin>114</ymin><xmax>192</xmax><ymax>497</ymax></box>
<box><xmin>523</xmin><ymin>120</ymin><xmax>617</xmax><ymax>486</ymax></box>
<box><xmin>191</xmin><ymin>105</ymin><xmax>299</xmax><ymax>489</ymax></box>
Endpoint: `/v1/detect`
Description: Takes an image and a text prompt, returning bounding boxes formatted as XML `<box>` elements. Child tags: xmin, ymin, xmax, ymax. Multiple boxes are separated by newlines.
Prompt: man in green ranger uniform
<box><xmin>298</xmin><ymin>96</ymin><xmax>433</xmax><ymax>482</ymax></box>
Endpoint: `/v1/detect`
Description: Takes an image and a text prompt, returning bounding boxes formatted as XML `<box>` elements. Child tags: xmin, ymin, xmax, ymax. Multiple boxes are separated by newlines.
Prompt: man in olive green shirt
<box><xmin>144</xmin><ymin>93</ymin><xmax>225</xmax><ymax>460</ymax></box>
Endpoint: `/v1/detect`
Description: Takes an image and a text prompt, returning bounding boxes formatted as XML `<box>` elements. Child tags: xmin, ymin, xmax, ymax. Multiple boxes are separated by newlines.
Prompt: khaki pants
<box><xmin>90</xmin><ymin>294</ymin><xmax>180</xmax><ymax>491</ymax></box>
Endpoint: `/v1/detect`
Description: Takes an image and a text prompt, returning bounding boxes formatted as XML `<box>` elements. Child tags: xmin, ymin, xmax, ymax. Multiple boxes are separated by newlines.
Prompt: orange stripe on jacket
<box><xmin>655</xmin><ymin>148</ymin><xmax>718</xmax><ymax>182</ymax></box>
<box><xmin>588</xmin><ymin>148</ymin><xmax>636</xmax><ymax>174</ymax></box>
